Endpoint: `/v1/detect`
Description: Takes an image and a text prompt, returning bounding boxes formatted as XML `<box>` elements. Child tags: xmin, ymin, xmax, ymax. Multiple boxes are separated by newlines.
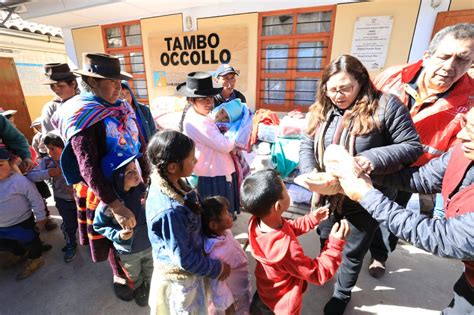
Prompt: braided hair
<box><xmin>178</xmin><ymin>98</ymin><xmax>193</xmax><ymax>132</ymax></box>
<box><xmin>147</xmin><ymin>129</ymin><xmax>201</xmax><ymax>213</ymax></box>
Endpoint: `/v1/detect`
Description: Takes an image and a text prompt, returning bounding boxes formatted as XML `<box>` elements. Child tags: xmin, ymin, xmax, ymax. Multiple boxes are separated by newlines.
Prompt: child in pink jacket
<box><xmin>202</xmin><ymin>196</ymin><xmax>251</xmax><ymax>315</ymax></box>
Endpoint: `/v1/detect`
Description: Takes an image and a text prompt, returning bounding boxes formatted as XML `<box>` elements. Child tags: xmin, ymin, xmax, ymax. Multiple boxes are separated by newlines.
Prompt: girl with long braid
<box><xmin>177</xmin><ymin>72</ymin><xmax>240</xmax><ymax>219</ymax></box>
<box><xmin>146</xmin><ymin>130</ymin><xmax>231</xmax><ymax>314</ymax></box>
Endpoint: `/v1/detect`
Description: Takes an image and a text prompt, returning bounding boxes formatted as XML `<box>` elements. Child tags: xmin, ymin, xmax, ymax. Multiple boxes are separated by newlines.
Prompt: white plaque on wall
<box><xmin>350</xmin><ymin>16</ymin><xmax>393</xmax><ymax>71</ymax></box>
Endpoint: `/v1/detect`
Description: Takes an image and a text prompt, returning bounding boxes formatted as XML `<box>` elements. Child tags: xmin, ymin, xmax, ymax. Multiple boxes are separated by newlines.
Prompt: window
<box><xmin>257</xmin><ymin>6</ymin><xmax>336</xmax><ymax>112</ymax></box>
<box><xmin>102</xmin><ymin>21</ymin><xmax>148</xmax><ymax>104</ymax></box>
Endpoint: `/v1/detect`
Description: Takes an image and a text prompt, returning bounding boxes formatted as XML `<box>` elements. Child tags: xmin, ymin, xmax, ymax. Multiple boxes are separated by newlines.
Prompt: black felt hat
<box><xmin>176</xmin><ymin>72</ymin><xmax>220</xmax><ymax>97</ymax></box>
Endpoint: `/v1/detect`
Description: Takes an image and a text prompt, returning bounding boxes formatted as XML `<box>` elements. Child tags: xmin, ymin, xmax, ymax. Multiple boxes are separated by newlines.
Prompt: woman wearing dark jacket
<box><xmin>299</xmin><ymin>55</ymin><xmax>422</xmax><ymax>315</ymax></box>
<box><xmin>121</xmin><ymin>81</ymin><xmax>157</xmax><ymax>142</ymax></box>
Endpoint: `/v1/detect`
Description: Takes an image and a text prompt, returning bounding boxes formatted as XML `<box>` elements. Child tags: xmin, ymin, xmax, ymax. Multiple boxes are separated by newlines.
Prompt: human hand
<box><xmin>294</xmin><ymin>171</ymin><xmax>341</xmax><ymax>195</ymax></box>
<box><xmin>48</xmin><ymin>167</ymin><xmax>62</xmax><ymax>177</ymax></box>
<box><xmin>110</xmin><ymin>200</ymin><xmax>136</xmax><ymax>230</ymax></box>
<box><xmin>329</xmin><ymin>219</ymin><xmax>350</xmax><ymax>240</ymax></box>
<box><xmin>19</xmin><ymin>158</ymin><xmax>34</xmax><ymax>173</ymax></box>
<box><xmin>312</xmin><ymin>206</ymin><xmax>330</xmax><ymax>224</ymax></box>
<box><xmin>119</xmin><ymin>229</ymin><xmax>134</xmax><ymax>240</ymax></box>
<box><xmin>36</xmin><ymin>218</ymin><xmax>48</xmax><ymax>229</ymax></box>
<box><xmin>354</xmin><ymin>156</ymin><xmax>374</xmax><ymax>175</ymax></box>
<box><xmin>218</xmin><ymin>262</ymin><xmax>231</xmax><ymax>281</ymax></box>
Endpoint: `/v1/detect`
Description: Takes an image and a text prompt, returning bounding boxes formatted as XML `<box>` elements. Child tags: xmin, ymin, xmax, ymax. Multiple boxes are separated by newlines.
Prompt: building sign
<box><xmin>350</xmin><ymin>16</ymin><xmax>393</xmax><ymax>71</ymax></box>
<box><xmin>149</xmin><ymin>27</ymin><xmax>248</xmax><ymax>96</ymax></box>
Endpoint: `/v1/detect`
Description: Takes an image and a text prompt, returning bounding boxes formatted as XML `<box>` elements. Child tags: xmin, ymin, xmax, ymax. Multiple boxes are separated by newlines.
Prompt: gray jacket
<box><xmin>27</xmin><ymin>156</ymin><xmax>74</xmax><ymax>201</ymax></box>
<box><xmin>360</xmin><ymin>148</ymin><xmax>474</xmax><ymax>259</ymax></box>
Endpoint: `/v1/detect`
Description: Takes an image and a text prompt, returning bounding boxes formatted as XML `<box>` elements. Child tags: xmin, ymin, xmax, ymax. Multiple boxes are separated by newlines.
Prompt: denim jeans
<box><xmin>55</xmin><ymin>198</ymin><xmax>78</xmax><ymax>245</ymax></box>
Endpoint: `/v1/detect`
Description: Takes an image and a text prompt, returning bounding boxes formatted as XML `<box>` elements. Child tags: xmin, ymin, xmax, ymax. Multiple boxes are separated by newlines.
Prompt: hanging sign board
<box><xmin>148</xmin><ymin>27</ymin><xmax>248</xmax><ymax>97</ymax></box>
<box><xmin>350</xmin><ymin>16</ymin><xmax>393</xmax><ymax>71</ymax></box>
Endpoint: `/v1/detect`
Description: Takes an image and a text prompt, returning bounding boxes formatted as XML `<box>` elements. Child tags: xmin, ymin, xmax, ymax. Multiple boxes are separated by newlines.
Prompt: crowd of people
<box><xmin>0</xmin><ymin>22</ymin><xmax>473</xmax><ymax>315</ymax></box>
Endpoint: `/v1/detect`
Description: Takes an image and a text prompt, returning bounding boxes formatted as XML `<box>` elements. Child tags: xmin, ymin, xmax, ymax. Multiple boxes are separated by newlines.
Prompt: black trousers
<box><xmin>0</xmin><ymin>215</ymin><xmax>42</xmax><ymax>259</ymax></box>
<box><xmin>318</xmin><ymin>208</ymin><xmax>379</xmax><ymax>301</ymax></box>
<box><xmin>442</xmin><ymin>273</ymin><xmax>474</xmax><ymax>314</ymax></box>
<box><xmin>369</xmin><ymin>191</ymin><xmax>411</xmax><ymax>262</ymax></box>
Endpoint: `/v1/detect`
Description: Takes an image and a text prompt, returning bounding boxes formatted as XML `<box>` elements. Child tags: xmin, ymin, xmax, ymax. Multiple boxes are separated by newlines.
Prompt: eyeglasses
<box><xmin>326</xmin><ymin>85</ymin><xmax>354</xmax><ymax>97</ymax></box>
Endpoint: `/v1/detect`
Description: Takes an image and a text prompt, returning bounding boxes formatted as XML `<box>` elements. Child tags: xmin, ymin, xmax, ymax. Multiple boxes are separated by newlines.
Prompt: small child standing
<box><xmin>93</xmin><ymin>155</ymin><xmax>152</xmax><ymax>307</ymax></box>
<box><xmin>241</xmin><ymin>169</ymin><xmax>349</xmax><ymax>315</ymax></box>
<box><xmin>201</xmin><ymin>196</ymin><xmax>251</xmax><ymax>315</ymax></box>
<box><xmin>0</xmin><ymin>148</ymin><xmax>47</xmax><ymax>280</ymax></box>
<box><xmin>145</xmin><ymin>130</ymin><xmax>231</xmax><ymax>314</ymax></box>
<box><xmin>27</xmin><ymin>132</ymin><xmax>78</xmax><ymax>262</ymax></box>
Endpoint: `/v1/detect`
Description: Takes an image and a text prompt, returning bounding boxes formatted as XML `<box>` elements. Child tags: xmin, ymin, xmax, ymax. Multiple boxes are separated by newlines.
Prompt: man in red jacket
<box><xmin>369</xmin><ymin>23</ymin><xmax>474</xmax><ymax>278</ymax></box>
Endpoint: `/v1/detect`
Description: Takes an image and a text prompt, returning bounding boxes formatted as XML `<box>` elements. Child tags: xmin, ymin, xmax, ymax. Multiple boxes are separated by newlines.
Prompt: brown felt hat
<box><xmin>73</xmin><ymin>53</ymin><xmax>132</xmax><ymax>80</ymax></box>
<box><xmin>42</xmin><ymin>63</ymin><xmax>78</xmax><ymax>84</ymax></box>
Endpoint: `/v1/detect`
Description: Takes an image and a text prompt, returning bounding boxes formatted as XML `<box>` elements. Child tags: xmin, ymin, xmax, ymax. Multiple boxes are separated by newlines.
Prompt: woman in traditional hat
<box><xmin>178</xmin><ymin>72</ymin><xmax>239</xmax><ymax>218</ymax></box>
<box><xmin>54</xmin><ymin>52</ymin><xmax>150</xmax><ymax>301</ymax></box>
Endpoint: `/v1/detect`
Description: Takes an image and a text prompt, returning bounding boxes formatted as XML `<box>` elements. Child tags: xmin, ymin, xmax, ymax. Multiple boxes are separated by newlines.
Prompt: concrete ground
<box><xmin>0</xmin><ymin>202</ymin><xmax>463</xmax><ymax>315</ymax></box>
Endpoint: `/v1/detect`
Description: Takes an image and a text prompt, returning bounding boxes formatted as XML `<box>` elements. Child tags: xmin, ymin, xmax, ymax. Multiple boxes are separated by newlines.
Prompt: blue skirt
<box><xmin>197</xmin><ymin>172</ymin><xmax>240</xmax><ymax>214</ymax></box>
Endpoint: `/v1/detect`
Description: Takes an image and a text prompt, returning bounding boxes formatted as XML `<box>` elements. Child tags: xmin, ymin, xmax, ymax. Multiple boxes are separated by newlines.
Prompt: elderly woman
<box><xmin>54</xmin><ymin>53</ymin><xmax>150</xmax><ymax>301</ymax></box>
<box><xmin>299</xmin><ymin>55</ymin><xmax>422</xmax><ymax>314</ymax></box>
<box><xmin>178</xmin><ymin>72</ymin><xmax>239</xmax><ymax>217</ymax></box>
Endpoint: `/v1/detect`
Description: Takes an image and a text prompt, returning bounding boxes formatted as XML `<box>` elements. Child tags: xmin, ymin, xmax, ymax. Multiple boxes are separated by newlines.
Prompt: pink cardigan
<box><xmin>183</xmin><ymin>107</ymin><xmax>235</xmax><ymax>177</ymax></box>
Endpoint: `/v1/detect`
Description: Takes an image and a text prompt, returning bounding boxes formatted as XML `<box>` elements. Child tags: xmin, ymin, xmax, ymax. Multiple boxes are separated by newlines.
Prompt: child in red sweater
<box><xmin>241</xmin><ymin>169</ymin><xmax>349</xmax><ymax>314</ymax></box>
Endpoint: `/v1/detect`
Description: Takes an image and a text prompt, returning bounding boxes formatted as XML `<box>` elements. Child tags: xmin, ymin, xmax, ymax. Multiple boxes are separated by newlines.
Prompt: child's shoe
<box><xmin>2</xmin><ymin>252</ymin><xmax>28</xmax><ymax>269</ymax></box>
<box><xmin>113</xmin><ymin>282</ymin><xmax>134</xmax><ymax>301</ymax></box>
<box><xmin>134</xmin><ymin>282</ymin><xmax>149</xmax><ymax>307</ymax></box>
<box><xmin>63</xmin><ymin>243</ymin><xmax>77</xmax><ymax>263</ymax></box>
<box><xmin>16</xmin><ymin>257</ymin><xmax>45</xmax><ymax>280</ymax></box>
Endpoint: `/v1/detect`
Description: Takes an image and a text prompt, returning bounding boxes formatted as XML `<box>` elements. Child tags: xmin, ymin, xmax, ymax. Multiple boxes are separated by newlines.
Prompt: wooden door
<box><xmin>432</xmin><ymin>9</ymin><xmax>474</xmax><ymax>38</ymax></box>
<box><xmin>0</xmin><ymin>57</ymin><xmax>33</xmax><ymax>141</ymax></box>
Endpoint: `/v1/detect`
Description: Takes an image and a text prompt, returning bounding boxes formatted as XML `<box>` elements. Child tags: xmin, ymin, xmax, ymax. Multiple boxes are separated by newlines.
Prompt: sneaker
<box><xmin>324</xmin><ymin>297</ymin><xmax>349</xmax><ymax>315</ymax></box>
<box><xmin>368</xmin><ymin>258</ymin><xmax>386</xmax><ymax>278</ymax></box>
<box><xmin>44</xmin><ymin>219</ymin><xmax>58</xmax><ymax>231</ymax></box>
<box><xmin>113</xmin><ymin>282</ymin><xmax>134</xmax><ymax>302</ymax></box>
<box><xmin>63</xmin><ymin>243</ymin><xmax>77</xmax><ymax>263</ymax></box>
<box><xmin>16</xmin><ymin>257</ymin><xmax>45</xmax><ymax>280</ymax></box>
<box><xmin>2</xmin><ymin>252</ymin><xmax>28</xmax><ymax>269</ymax></box>
<box><xmin>134</xmin><ymin>282</ymin><xmax>149</xmax><ymax>307</ymax></box>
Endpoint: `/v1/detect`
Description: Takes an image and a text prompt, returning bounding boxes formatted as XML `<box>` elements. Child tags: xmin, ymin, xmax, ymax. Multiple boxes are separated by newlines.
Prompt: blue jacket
<box><xmin>121</xmin><ymin>81</ymin><xmax>157</xmax><ymax>142</ymax></box>
<box><xmin>93</xmin><ymin>200</ymin><xmax>150</xmax><ymax>254</ymax></box>
<box><xmin>145</xmin><ymin>182</ymin><xmax>222</xmax><ymax>279</ymax></box>
<box><xmin>363</xmin><ymin>149</ymin><xmax>474</xmax><ymax>260</ymax></box>
<box><xmin>0</xmin><ymin>115</ymin><xmax>31</xmax><ymax>159</ymax></box>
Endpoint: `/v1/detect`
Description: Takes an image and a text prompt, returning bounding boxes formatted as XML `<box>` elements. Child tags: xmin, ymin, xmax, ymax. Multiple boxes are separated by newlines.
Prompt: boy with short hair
<box><xmin>93</xmin><ymin>156</ymin><xmax>152</xmax><ymax>307</ymax></box>
<box><xmin>0</xmin><ymin>148</ymin><xmax>47</xmax><ymax>280</ymax></box>
<box><xmin>241</xmin><ymin>169</ymin><xmax>349</xmax><ymax>314</ymax></box>
<box><xmin>27</xmin><ymin>132</ymin><xmax>78</xmax><ymax>262</ymax></box>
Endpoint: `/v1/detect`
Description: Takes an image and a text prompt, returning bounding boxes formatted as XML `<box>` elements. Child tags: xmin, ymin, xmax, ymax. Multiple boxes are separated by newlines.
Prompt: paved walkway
<box><xmin>0</xmin><ymin>204</ymin><xmax>462</xmax><ymax>315</ymax></box>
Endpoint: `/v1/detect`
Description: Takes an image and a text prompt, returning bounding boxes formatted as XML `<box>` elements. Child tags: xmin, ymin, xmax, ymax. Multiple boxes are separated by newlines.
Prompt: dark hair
<box><xmin>81</xmin><ymin>75</ymin><xmax>93</xmax><ymax>92</ymax></box>
<box><xmin>179</xmin><ymin>97</ymin><xmax>199</xmax><ymax>132</ymax></box>
<box><xmin>201</xmin><ymin>196</ymin><xmax>230</xmax><ymax>237</ymax></box>
<box><xmin>428</xmin><ymin>23</ymin><xmax>474</xmax><ymax>56</ymax></box>
<box><xmin>240</xmin><ymin>169</ymin><xmax>284</xmax><ymax>218</ymax></box>
<box><xmin>147</xmin><ymin>130</ymin><xmax>200</xmax><ymax>212</ymax></box>
<box><xmin>307</xmin><ymin>54</ymin><xmax>381</xmax><ymax>136</ymax></box>
<box><xmin>43</xmin><ymin>132</ymin><xmax>65</xmax><ymax>149</ymax></box>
